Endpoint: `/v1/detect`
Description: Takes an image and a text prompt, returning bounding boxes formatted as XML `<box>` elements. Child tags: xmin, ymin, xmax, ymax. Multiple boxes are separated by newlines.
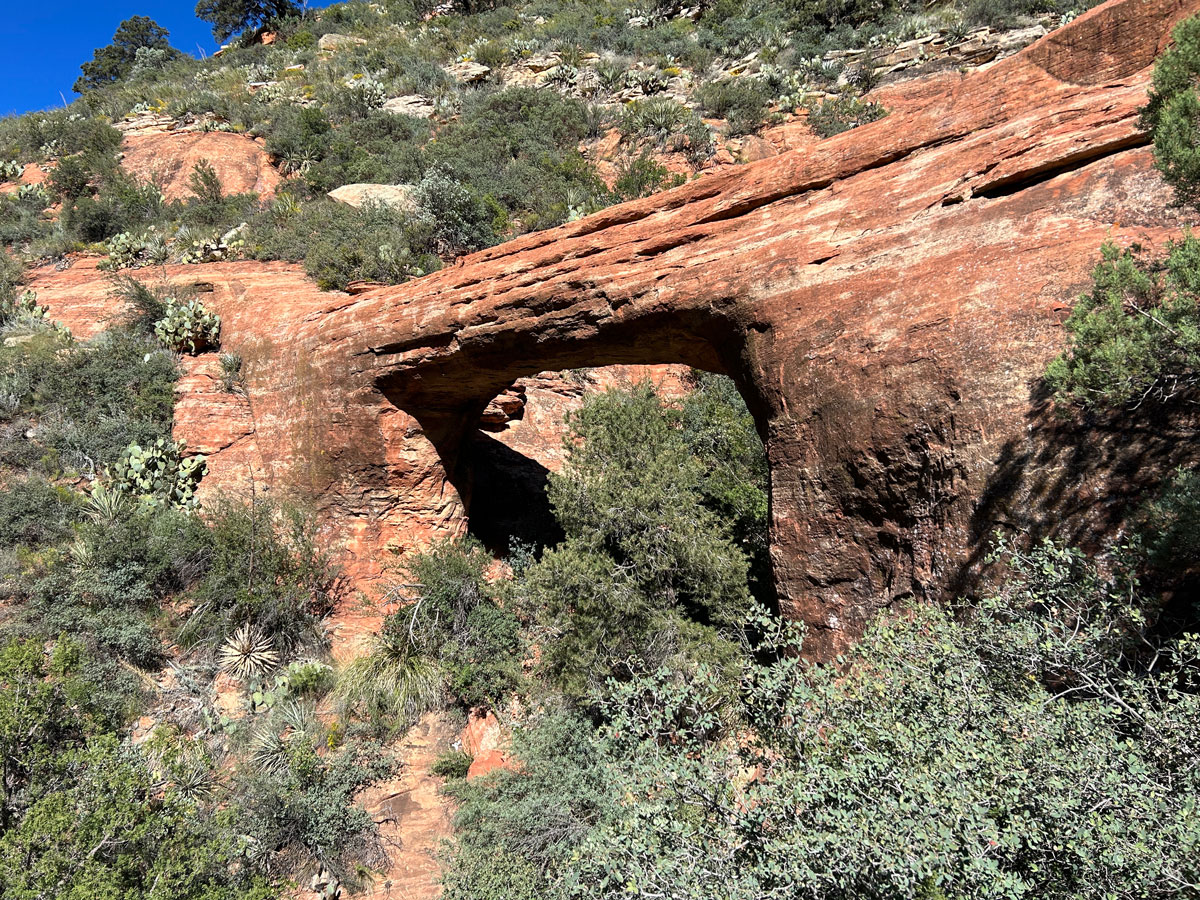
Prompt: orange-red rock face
<box><xmin>30</xmin><ymin>0</ymin><xmax>1200</xmax><ymax>661</ymax></box>
<box><xmin>119</xmin><ymin>131</ymin><xmax>282</xmax><ymax>201</ymax></box>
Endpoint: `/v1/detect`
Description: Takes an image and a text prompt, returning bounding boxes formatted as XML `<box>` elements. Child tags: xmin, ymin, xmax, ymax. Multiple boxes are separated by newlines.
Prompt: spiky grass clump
<box><xmin>335</xmin><ymin>629</ymin><xmax>444</xmax><ymax>728</ymax></box>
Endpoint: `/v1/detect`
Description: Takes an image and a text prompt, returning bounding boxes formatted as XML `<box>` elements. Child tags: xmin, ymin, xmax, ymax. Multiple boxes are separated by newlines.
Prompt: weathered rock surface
<box><xmin>382</xmin><ymin>95</ymin><xmax>436</xmax><ymax>118</ymax></box>
<box><xmin>327</xmin><ymin>183</ymin><xmax>417</xmax><ymax>210</ymax></box>
<box><xmin>318</xmin><ymin>32</ymin><xmax>367</xmax><ymax>52</ymax></box>
<box><xmin>356</xmin><ymin>713</ymin><xmax>456</xmax><ymax>899</ymax></box>
<box><xmin>118</xmin><ymin>130</ymin><xmax>281</xmax><ymax>201</ymax></box>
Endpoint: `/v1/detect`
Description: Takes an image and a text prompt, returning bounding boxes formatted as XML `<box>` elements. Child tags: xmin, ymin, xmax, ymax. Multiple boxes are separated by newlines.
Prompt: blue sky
<box><xmin>0</xmin><ymin>1</ymin><xmax>329</xmax><ymax>118</ymax></box>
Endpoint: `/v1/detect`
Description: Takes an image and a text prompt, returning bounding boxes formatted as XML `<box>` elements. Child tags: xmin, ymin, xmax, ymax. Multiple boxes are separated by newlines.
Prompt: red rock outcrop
<box><xmin>119</xmin><ymin>130</ymin><xmax>281</xmax><ymax>200</ymax></box>
<box><xmin>29</xmin><ymin>0</ymin><xmax>1200</xmax><ymax>662</ymax></box>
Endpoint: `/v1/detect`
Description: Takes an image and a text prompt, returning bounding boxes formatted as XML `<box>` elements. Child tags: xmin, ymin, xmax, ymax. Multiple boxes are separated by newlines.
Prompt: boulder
<box><xmin>382</xmin><ymin>94</ymin><xmax>436</xmax><ymax>118</ymax></box>
<box><xmin>318</xmin><ymin>32</ymin><xmax>367</xmax><ymax>52</ymax></box>
<box><xmin>327</xmin><ymin>183</ymin><xmax>417</xmax><ymax>210</ymax></box>
<box><xmin>446</xmin><ymin>60</ymin><xmax>490</xmax><ymax>83</ymax></box>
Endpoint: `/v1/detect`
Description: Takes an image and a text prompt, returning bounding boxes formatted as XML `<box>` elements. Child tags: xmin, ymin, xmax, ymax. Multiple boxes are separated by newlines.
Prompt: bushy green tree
<box><xmin>1142</xmin><ymin>14</ymin><xmax>1200</xmax><ymax>209</ymax></box>
<box><xmin>195</xmin><ymin>0</ymin><xmax>299</xmax><ymax>44</ymax></box>
<box><xmin>73</xmin><ymin>16</ymin><xmax>178</xmax><ymax>94</ymax></box>
<box><xmin>518</xmin><ymin>384</ymin><xmax>754</xmax><ymax>701</ymax></box>
<box><xmin>1046</xmin><ymin>236</ymin><xmax>1200</xmax><ymax>408</ymax></box>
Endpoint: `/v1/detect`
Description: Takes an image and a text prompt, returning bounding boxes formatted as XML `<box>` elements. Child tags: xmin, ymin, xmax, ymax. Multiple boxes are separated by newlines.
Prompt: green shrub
<box><xmin>196</xmin><ymin>0</ymin><xmax>300</xmax><ymax>43</ymax></box>
<box><xmin>0</xmin><ymin>733</ymin><xmax>273</xmax><ymax>900</ymax></box>
<box><xmin>181</xmin><ymin>498</ymin><xmax>340</xmax><ymax>658</ymax></box>
<box><xmin>250</xmin><ymin>198</ymin><xmax>438</xmax><ymax>290</ymax></box>
<box><xmin>517</xmin><ymin>384</ymin><xmax>753</xmax><ymax>702</ymax></box>
<box><xmin>1046</xmin><ymin>236</ymin><xmax>1200</xmax><ymax>408</ymax></box>
<box><xmin>431</xmin><ymin>749</ymin><xmax>474</xmax><ymax>779</ymax></box>
<box><xmin>696</xmin><ymin>78</ymin><xmax>771</xmax><ymax>135</ymax></box>
<box><xmin>154</xmin><ymin>296</ymin><xmax>222</xmax><ymax>353</ymax></box>
<box><xmin>413</xmin><ymin>170</ymin><xmax>497</xmax><ymax>255</ymax></box>
<box><xmin>613</xmin><ymin>153</ymin><xmax>683</xmax><ymax>201</ymax></box>
<box><xmin>440</xmin><ymin>711</ymin><xmax>613</xmax><ymax>900</ymax></box>
<box><xmin>0</xmin><ymin>476</ymin><xmax>81</xmax><ymax>549</ymax></box>
<box><xmin>806</xmin><ymin>94</ymin><xmax>887</xmax><ymax>137</ymax></box>
<box><xmin>0</xmin><ymin>326</ymin><xmax>177</xmax><ymax>469</ymax></box>
<box><xmin>426</xmin><ymin>87</ymin><xmax>609</xmax><ymax>232</ymax></box>
<box><xmin>0</xmin><ymin>111</ymin><xmax>121</xmax><ymax>164</ymax></box>
<box><xmin>399</xmin><ymin>537</ymin><xmax>524</xmax><ymax>709</ymax></box>
<box><xmin>232</xmin><ymin>737</ymin><xmax>392</xmax><ymax>883</ymax></box>
<box><xmin>567</xmin><ymin>549</ymin><xmax>1200</xmax><ymax>900</ymax></box>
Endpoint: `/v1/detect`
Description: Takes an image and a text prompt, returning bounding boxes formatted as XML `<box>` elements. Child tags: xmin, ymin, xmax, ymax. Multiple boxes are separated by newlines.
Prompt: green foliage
<box><xmin>107</xmin><ymin>438</ymin><xmax>207</xmax><ymax>511</ymax></box>
<box><xmin>0</xmin><ymin>476</ymin><xmax>81</xmax><ymax>549</ymax></box>
<box><xmin>1139</xmin><ymin>467</ymin><xmax>1200</xmax><ymax>581</ymax></box>
<box><xmin>232</xmin><ymin>735</ymin><xmax>393</xmax><ymax>881</ymax></box>
<box><xmin>678</xmin><ymin>371</ymin><xmax>770</xmax><ymax>596</ymax></box>
<box><xmin>696</xmin><ymin>78</ymin><xmax>771</xmax><ymax>135</ymax></box>
<box><xmin>401</xmin><ymin>537</ymin><xmax>524</xmax><ymax>709</ymax></box>
<box><xmin>0</xmin><ymin>734</ymin><xmax>273</xmax><ymax>900</ymax></box>
<box><xmin>74</xmin><ymin>16</ymin><xmax>178</xmax><ymax>94</ymax></box>
<box><xmin>517</xmin><ymin>383</ymin><xmax>754</xmax><ymax>702</ymax></box>
<box><xmin>0</xmin><ymin>110</ymin><xmax>121</xmax><ymax>165</ymax></box>
<box><xmin>249</xmin><ymin>198</ymin><xmax>438</xmax><ymax>290</ymax></box>
<box><xmin>806</xmin><ymin>94</ymin><xmax>888</xmax><ymax>137</ymax></box>
<box><xmin>1046</xmin><ymin>236</ymin><xmax>1200</xmax><ymax>408</ymax></box>
<box><xmin>413</xmin><ymin>170</ymin><xmax>497</xmax><ymax>255</ymax></box>
<box><xmin>1142</xmin><ymin>13</ymin><xmax>1200</xmax><ymax>209</ymax></box>
<box><xmin>612</xmin><ymin>153</ymin><xmax>684</xmax><ymax>201</ymax></box>
<box><xmin>0</xmin><ymin>326</ymin><xmax>177</xmax><ymax>470</ymax></box>
<box><xmin>181</xmin><ymin>497</ymin><xmax>340</xmax><ymax>658</ymax></box>
<box><xmin>196</xmin><ymin>0</ymin><xmax>300</xmax><ymax>43</ymax></box>
<box><xmin>0</xmin><ymin>637</ymin><xmax>134</xmax><ymax>831</ymax></box>
<box><xmin>113</xmin><ymin>274</ymin><xmax>169</xmax><ymax>333</ymax></box>
<box><xmin>430</xmin><ymin>749</ymin><xmax>473</xmax><ymax>779</ymax></box>
<box><xmin>426</xmin><ymin>87</ymin><xmax>609</xmax><ymax>232</ymax></box>
<box><xmin>568</xmin><ymin>562</ymin><xmax>1200</xmax><ymax>900</ymax></box>
<box><xmin>154</xmin><ymin>295</ymin><xmax>222</xmax><ymax>353</ymax></box>
<box><xmin>440</xmin><ymin>711</ymin><xmax>614</xmax><ymax>900</ymax></box>
<box><xmin>336</xmin><ymin>627</ymin><xmax>446</xmax><ymax>728</ymax></box>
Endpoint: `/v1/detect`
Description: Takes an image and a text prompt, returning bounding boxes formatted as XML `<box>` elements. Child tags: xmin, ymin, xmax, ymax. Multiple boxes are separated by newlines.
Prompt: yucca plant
<box><xmin>85</xmin><ymin>480</ymin><xmax>130</xmax><ymax>524</ymax></box>
<box><xmin>220</xmin><ymin>624</ymin><xmax>280</xmax><ymax>680</ymax></box>
<box><xmin>335</xmin><ymin>627</ymin><xmax>444</xmax><ymax>726</ymax></box>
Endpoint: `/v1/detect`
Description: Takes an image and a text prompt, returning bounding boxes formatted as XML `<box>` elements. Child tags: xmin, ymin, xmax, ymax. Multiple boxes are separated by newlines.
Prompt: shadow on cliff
<box><xmin>951</xmin><ymin>378</ymin><xmax>1200</xmax><ymax>598</ymax></box>
<box><xmin>460</xmin><ymin>431</ymin><xmax>564</xmax><ymax>557</ymax></box>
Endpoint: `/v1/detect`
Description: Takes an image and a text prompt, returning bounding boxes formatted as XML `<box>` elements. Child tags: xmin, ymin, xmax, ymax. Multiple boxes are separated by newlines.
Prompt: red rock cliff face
<box><xmin>31</xmin><ymin>0</ymin><xmax>1200</xmax><ymax>660</ymax></box>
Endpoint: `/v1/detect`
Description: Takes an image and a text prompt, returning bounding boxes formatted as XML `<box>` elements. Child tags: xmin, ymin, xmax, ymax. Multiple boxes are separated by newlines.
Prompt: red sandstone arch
<box><xmin>249</xmin><ymin>0</ymin><xmax>1200</xmax><ymax>659</ymax></box>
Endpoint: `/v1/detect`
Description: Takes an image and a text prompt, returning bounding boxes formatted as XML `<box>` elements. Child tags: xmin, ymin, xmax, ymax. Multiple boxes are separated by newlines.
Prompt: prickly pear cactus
<box><xmin>154</xmin><ymin>297</ymin><xmax>221</xmax><ymax>354</ymax></box>
<box><xmin>106</xmin><ymin>437</ymin><xmax>207</xmax><ymax>510</ymax></box>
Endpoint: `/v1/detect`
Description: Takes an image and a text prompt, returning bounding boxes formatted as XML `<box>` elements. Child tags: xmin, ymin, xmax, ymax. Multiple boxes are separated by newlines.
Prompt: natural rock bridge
<box><xmin>33</xmin><ymin>0</ymin><xmax>1191</xmax><ymax>658</ymax></box>
<box><xmin>299</xmin><ymin>0</ymin><xmax>1195</xmax><ymax>657</ymax></box>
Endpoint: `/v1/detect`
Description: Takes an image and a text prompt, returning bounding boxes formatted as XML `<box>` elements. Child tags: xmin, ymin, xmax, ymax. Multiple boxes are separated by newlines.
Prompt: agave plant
<box><xmin>248</xmin><ymin>722</ymin><xmax>293</xmax><ymax>776</ymax></box>
<box><xmin>219</xmin><ymin>624</ymin><xmax>279</xmax><ymax>680</ymax></box>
